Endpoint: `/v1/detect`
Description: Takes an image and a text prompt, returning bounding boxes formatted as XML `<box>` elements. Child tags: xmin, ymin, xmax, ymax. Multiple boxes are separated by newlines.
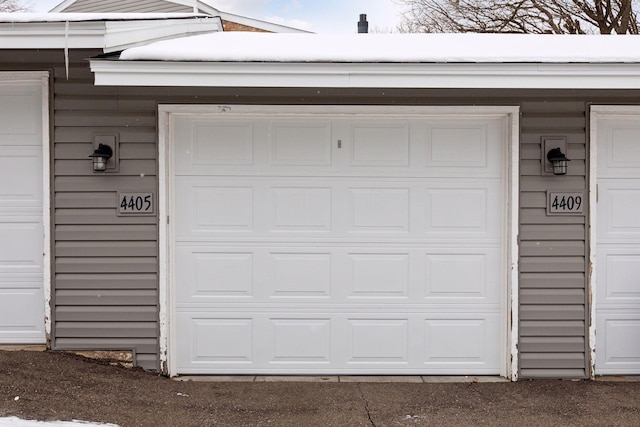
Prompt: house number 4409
<box><xmin>547</xmin><ymin>192</ymin><xmax>584</xmax><ymax>215</ymax></box>
<box><xmin>118</xmin><ymin>192</ymin><xmax>154</xmax><ymax>215</ymax></box>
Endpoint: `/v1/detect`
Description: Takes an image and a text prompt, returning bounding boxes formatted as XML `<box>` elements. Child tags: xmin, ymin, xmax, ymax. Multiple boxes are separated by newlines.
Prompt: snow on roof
<box><xmin>119</xmin><ymin>32</ymin><xmax>640</xmax><ymax>63</ymax></box>
<box><xmin>0</xmin><ymin>12</ymin><xmax>209</xmax><ymax>23</ymax></box>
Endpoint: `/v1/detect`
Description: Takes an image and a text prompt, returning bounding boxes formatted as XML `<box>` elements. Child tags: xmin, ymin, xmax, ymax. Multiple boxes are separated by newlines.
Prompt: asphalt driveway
<box><xmin>1</xmin><ymin>350</ymin><xmax>639</xmax><ymax>426</ymax></box>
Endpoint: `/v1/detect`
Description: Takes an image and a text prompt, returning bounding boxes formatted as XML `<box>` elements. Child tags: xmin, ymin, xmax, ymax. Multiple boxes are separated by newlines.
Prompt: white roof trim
<box><xmin>90</xmin><ymin>60</ymin><xmax>640</xmax><ymax>89</ymax></box>
<box><xmin>0</xmin><ymin>15</ymin><xmax>220</xmax><ymax>51</ymax></box>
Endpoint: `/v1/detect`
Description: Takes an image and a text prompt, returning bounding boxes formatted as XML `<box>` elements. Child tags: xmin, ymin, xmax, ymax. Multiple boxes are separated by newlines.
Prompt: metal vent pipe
<box><xmin>358</xmin><ymin>14</ymin><xmax>368</xmax><ymax>33</ymax></box>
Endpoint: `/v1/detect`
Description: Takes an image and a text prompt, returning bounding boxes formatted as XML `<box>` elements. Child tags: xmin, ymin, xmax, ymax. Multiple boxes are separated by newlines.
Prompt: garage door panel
<box><xmin>596</xmin><ymin>114</ymin><xmax>640</xmax><ymax>374</ymax></box>
<box><xmin>0</xmin><ymin>148</ymin><xmax>42</xmax><ymax>206</ymax></box>
<box><xmin>176</xmin><ymin>315</ymin><xmax>254</xmax><ymax>366</ymax></box>
<box><xmin>598</xmin><ymin>122</ymin><xmax>640</xmax><ymax>178</ymax></box>
<box><xmin>270</xmin><ymin>252</ymin><xmax>332</xmax><ymax>298</ymax></box>
<box><xmin>175</xmin><ymin>182</ymin><xmax>254</xmax><ymax>235</ymax></box>
<box><xmin>271</xmin><ymin>187</ymin><xmax>332</xmax><ymax>232</ymax></box>
<box><xmin>0</xmin><ymin>219</ymin><xmax>43</xmax><ymax>274</ymax></box>
<box><xmin>173</xmin><ymin>111</ymin><xmax>506</xmax><ymax>374</ymax></box>
<box><xmin>596</xmin><ymin>249</ymin><xmax>640</xmax><ymax>304</ymax></box>
<box><xmin>348</xmin><ymin>252</ymin><xmax>409</xmax><ymax>299</ymax></box>
<box><xmin>174</xmin><ymin>116</ymin><xmax>504</xmax><ymax>178</ymax></box>
<box><xmin>424</xmin><ymin>315</ymin><xmax>500</xmax><ymax>371</ymax></box>
<box><xmin>176</xmin><ymin>177</ymin><xmax>502</xmax><ymax>240</ymax></box>
<box><xmin>348</xmin><ymin>187</ymin><xmax>410</xmax><ymax>232</ymax></box>
<box><xmin>425</xmin><ymin>249</ymin><xmax>501</xmax><ymax>302</ymax></box>
<box><xmin>596</xmin><ymin>315</ymin><xmax>640</xmax><ymax>373</ymax></box>
<box><xmin>348</xmin><ymin>318</ymin><xmax>409</xmax><ymax>364</ymax></box>
<box><xmin>424</xmin><ymin>181</ymin><xmax>502</xmax><ymax>239</ymax></box>
<box><xmin>0</xmin><ymin>78</ymin><xmax>45</xmax><ymax>345</ymax></box>
<box><xmin>175</xmin><ymin>247</ymin><xmax>254</xmax><ymax>301</ymax></box>
<box><xmin>175</xmin><ymin>311</ymin><xmax>501</xmax><ymax>374</ymax></box>
<box><xmin>0</xmin><ymin>287</ymin><xmax>44</xmax><ymax>341</ymax></box>
<box><xmin>597</xmin><ymin>183</ymin><xmax>640</xmax><ymax>240</ymax></box>
<box><xmin>0</xmin><ymin>85</ymin><xmax>41</xmax><ymax>143</ymax></box>
<box><xmin>349</xmin><ymin>123</ymin><xmax>410</xmax><ymax>167</ymax></box>
<box><xmin>174</xmin><ymin>119</ymin><xmax>255</xmax><ymax>170</ymax></box>
<box><xmin>425</xmin><ymin>120</ymin><xmax>503</xmax><ymax>178</ymax></box>
<box><xmin>271</xmin><ymin>121</ymin><xmax>332</xmax><ymax>166</ymax></box>
<box><xmin>176</xmin><ymin>245</ymin><xmax>500</xmax><ymax>305</ymax></box>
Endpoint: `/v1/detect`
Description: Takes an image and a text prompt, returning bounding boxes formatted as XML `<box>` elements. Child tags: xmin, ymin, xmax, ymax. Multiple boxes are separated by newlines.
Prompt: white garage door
<box><xmin>0</xmin><ymin>75</ymin><xmax>46</xmax><ymax>344</ymax></box>
<box><xmin>595</xmin><ymin>111</ymin><xmax>640</xmax><ymax>374</ymax></box>
<box><xmin>171</xmin><ymin>107</ymin><xmax>506</xmax><ymax>375</ymax></box>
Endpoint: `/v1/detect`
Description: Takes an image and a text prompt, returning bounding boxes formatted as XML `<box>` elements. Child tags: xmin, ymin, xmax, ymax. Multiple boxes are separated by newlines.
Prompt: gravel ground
<box><xmin>1</xmin><ymin>350</ymin><xmax>639</xmax><ymax>427</ymax></box>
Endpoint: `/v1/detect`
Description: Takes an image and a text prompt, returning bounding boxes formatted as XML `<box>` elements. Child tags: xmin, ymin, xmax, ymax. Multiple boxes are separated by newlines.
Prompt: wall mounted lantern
<box><xmin>541</xmin><ymin>136</ymin><xmax>569</xmax><ymax>176</ymax></box>
<box><xmin>89</xmin><ymin>134</ymin><xmax>119</xmax><ymax>173</ymax></box>
<box><xmin>546</xmin><ymin>147</ymin><xmax>571</xmax><ymax>175</ymax></box>
<box><xmin>89</xmin><ymin>143</ymin><xmax>113</xmax><ymax>172</ymax></box>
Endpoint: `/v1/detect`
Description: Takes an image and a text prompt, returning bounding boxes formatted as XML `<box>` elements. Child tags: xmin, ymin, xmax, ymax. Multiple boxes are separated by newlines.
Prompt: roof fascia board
<box><xmin>90</xmin><ymin>60</ymin><xmax>640</xmax><ymax>89</ymax></box>
<box><xmin>0</xmin><ymin>21</ymin><xmax>106</xmax><ymax>49</ymax></box>
<box><xmin>0</xmin><ymin>18</ymin><xmax>220</xmax><ymax>51</ymax></box>
<box><xmin>103</xmin><ymin>17</ymin><xmax>221</xmax><ymax>53</ymax></box>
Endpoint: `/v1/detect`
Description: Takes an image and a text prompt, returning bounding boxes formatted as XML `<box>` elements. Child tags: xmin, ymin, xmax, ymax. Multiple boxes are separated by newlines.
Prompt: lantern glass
<box><xmin>546</xmin><ymin>147</ymin><xmax>571</xmax><ymax>176</ymax></box>
<box><xmin>89</xmin><ymin>143</ymin><xmax>113</xmax><ymax>172</ymax></box>
<box><xmin>92</xmin><ymin>156</ymin><xmax>108</xmax><ymax>171</ymax></box>
<box><xmin>552</xmin><ymin>159</ymin><xmax>568</xmax><ymax>175</ymax></box>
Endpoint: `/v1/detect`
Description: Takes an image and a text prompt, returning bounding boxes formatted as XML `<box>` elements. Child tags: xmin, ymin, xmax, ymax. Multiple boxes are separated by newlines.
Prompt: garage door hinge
<box><xmin>337</xmin><ymin>140</ymin><xmax>342</xmax><ymax>149</ymax></box>
<box><xmin>167</xmin><ymin>216</ymin><xmax>170</xmax><ymax>224</ymax></box>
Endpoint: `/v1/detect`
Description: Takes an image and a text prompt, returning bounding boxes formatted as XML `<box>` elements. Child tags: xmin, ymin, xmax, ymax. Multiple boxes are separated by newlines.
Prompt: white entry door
<box><xmin>594</xmin><ymin>108</ymin><xmax>640</xmax><ymax>374</ymax></box>
<box><xmin>0</xmin><ymin>74</ymin><xmax>47</xmax><ymax>344</ymax></box>
<box><xmin>169</xmin><ymin>106</ymin><xmax>508</xmax><ymax>375</ymax></box>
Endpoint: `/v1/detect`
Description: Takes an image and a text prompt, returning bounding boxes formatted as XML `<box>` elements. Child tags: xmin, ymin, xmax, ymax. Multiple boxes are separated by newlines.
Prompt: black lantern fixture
<box><xmin>546</xmin><ymin>147</ymin><xmax>571</xmax><ymax>175</ymax></box>
<box><xmin>89</xmin><ymin>143</ymin><xmax>113</xmax><ymax>172</ymax></box>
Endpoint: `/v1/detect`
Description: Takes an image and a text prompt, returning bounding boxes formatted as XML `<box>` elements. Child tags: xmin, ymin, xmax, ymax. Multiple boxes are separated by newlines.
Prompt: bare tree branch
<box><xmin>394</xmin><ymin>0</ymin><xmax>639</xmax><ymax>33</ymax></box>
<box><xmin>0</xmin><ymin>0</ymin><xmax>31</xmax><ymax>12</ymax></box>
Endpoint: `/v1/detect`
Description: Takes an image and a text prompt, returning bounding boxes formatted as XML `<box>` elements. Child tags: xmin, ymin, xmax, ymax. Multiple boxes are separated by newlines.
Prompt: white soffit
<box><xmin>90</xmin><ymin>33</ymin><xmax>640</xmax><ymax>89</ymax></box>
<box><xmin>0</xmin><ymin>13</ymin><xmax>220</xmax><ymax>52</ymax></box>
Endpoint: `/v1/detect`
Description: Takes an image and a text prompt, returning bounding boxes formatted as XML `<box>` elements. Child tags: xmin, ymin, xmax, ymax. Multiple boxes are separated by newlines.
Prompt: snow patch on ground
<box><xmin>0</xmin><ymin>418</ymin><xmax>118</xmax><ymax>427</ymax></box>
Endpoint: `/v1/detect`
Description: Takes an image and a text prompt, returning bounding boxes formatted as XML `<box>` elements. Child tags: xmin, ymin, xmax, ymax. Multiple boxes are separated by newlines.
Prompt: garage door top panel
<box><xmin>173</xmin><ymin>117</ymin><xmax>504</xmax><ymax>179</ymax></box>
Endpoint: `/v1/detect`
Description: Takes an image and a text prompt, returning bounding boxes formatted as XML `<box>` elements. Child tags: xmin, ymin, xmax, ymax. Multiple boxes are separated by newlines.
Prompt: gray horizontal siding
<box><xmin>56</xmin><ymin>273</ymin><xmax>157</xmax><ymax>290</ymax></box>
<box><xmin>60</xmin><ymin>0</ymin><xmax>189</xmax><ymax>13</ymax></box>
<box><xmin>51</xmin><ymin>49</ymin><xmax>159</xmax><ymax>370</ymax></box>
<box><xmin>518</xmin><ymin>100</ymin><xmax>588</xmax><ymax>379</ymax></box>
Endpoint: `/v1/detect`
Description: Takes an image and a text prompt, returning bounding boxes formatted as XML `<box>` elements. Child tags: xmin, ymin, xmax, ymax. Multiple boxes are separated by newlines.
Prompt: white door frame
<box><xmin>0</xmin><ymin>71</ymin><xmax>50</xmax><ymax>344</ymax></box>
<box><xmin>588</xmin><ymin>105</ymin><xmax>640</xmax><ymax>378</ymax></box>
<box><xmin>157</xmin><ymin>104</ymin><xmax>520</xmax><ymax>379</ymax></box>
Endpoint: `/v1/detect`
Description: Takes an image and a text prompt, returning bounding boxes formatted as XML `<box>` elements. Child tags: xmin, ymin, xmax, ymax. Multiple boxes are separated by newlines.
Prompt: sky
<box><xmin>28</xmin><ymin>0</ymin><xmax>406</xmax><ymax>33</ymax></box>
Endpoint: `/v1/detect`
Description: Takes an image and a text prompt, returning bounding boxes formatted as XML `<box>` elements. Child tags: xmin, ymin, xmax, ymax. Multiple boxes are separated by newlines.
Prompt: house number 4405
<box><xmin>118</xmin><ymin>192</ymin><xmax>154</xmax><ymax>215</ymax></box>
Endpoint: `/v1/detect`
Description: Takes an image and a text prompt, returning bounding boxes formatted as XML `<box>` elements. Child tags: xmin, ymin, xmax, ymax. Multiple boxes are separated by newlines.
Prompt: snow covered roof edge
<box><xmin>119</xmin><ymin>32</ymin><xmax>640</xmax><ymax>63</ymax></box>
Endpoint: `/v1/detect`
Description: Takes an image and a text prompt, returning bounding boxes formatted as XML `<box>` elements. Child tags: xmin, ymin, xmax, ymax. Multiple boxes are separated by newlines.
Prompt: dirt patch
<box><xmin>1</xmin><ymin>350</ymin><xmax>639</xmax><ymax>426</ymax></box>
